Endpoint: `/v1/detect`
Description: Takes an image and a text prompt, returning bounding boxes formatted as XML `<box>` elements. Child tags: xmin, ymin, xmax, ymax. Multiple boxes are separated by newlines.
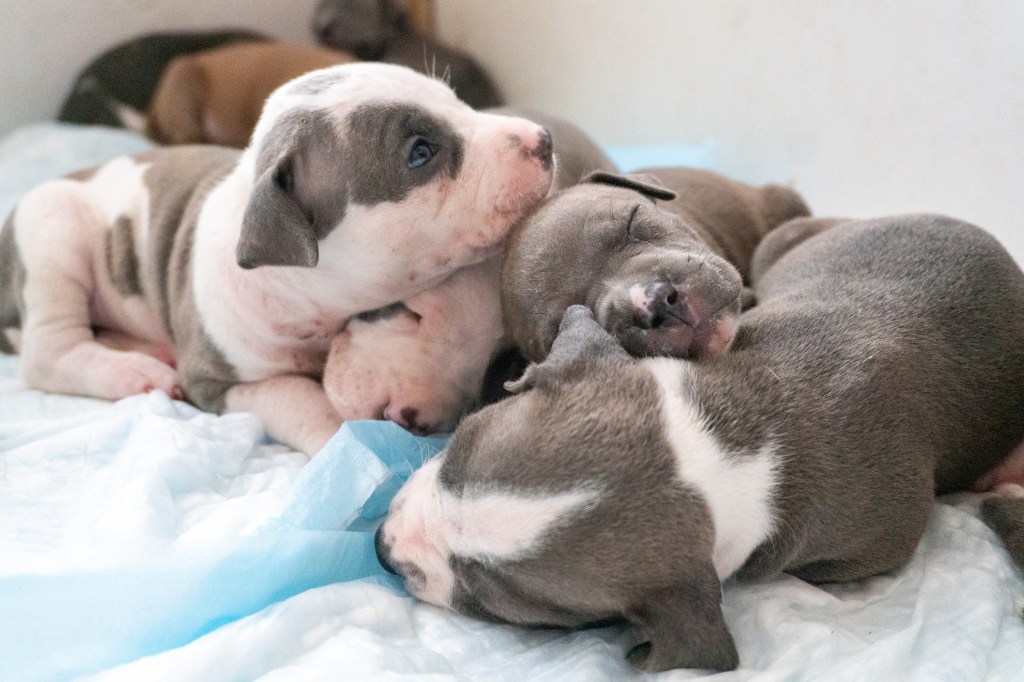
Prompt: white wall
<box><xmin>437</xmin><ymin>0</ymin><xmax>1024</xmax><ymax>262</ymax></box>
<box><xmin>0</xmin><ymin>0</ymin><xmax>321</xmax><ymax>133</ymax></box>
<box><xmin>1</xmin><ymin>1</ymin><xmax>1021</xmax><ymax>260</ymax></box>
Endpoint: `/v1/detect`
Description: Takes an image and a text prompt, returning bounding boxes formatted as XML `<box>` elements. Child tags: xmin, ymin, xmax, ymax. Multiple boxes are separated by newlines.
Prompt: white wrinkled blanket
<box><xmin>1</xmin><ymin>125</ymin><xmax>1022</xmax><ymax>682</ymax></box>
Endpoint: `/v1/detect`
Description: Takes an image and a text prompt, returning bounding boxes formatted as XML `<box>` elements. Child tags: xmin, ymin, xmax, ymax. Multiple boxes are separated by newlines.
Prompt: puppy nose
<box><xmin>639</xmin><ymin>282</ymin><xmax>685</xmax><ymax>329</ymax></box>
<box><xmin>531</xmin><ymin>128</ymin><xmax>553</xmax><ymax>170</ymax></box>
<box><xmin>375</xmin><ymin>525</ymin><xmax>399</xmax><ymax>575</ymax></box>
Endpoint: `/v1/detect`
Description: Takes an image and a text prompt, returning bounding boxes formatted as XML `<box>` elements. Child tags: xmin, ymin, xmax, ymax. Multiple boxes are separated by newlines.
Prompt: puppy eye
<box><xmin>407</xmin><ymin>137</ymin><xmax>436</xmax><ymax>169</ymax></box>
<box><xmin>625</xmin><ymin>205</ymin><xmax>642</xmax><ymax>241</ymax></box>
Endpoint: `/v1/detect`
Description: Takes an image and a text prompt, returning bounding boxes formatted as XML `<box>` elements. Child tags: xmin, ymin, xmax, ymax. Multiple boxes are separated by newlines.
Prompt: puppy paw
<box><xmin>105</xmin><ymin>352</ymin><xmax>182</xmax><ymax>400</ymax></box>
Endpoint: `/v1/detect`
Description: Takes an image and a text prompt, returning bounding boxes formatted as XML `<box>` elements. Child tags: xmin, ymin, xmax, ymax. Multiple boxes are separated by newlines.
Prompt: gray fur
<box><xmin>284</xmin><ymin>70</ymin><xmax>348</xmax><ymax>97</ymax></box>
<box><xmin>981</xmin><ymin>497</ymin><xmax>1024</xmax><ymax>571</ymax></box>
<box><xmin>237</xmin><ymin>103</ymin><xmax>465</xmax><ymax>269</ymax></box>
<box><xmin>345</xmin><ymin>102</ymin><xmax>465</xmax><ymax>204</ymax></box>
<box><xmin>502</xmin><ymin>167</ymin><xmax>810</xmax><ymax>362</ymax></box>
<box><xmin>0</xmin><ymin>213</ymin><xmax>24</xmax><ymax>354</ymax></box>
<box><xmin>396</xmin><ymin>215</ymin><xmax>1024</xmax><ymax>671</ymax></box>
<box><xmin>137</xmin><ymin>147</ymin><xmax>241</xmax><ymax>412</ymax></box>
<box><xmin>104</xmin><ymin>215</ymin><xmax>143</xmax><ymax>297</ymax></box>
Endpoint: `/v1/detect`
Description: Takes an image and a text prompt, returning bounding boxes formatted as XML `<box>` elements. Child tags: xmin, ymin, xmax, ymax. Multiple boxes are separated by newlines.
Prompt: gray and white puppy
<box><xmin>0</xmin><ymin>63</ymin><xmax>553</xmax><ymax>454</ymax></box>
<box><xmin>325</xmin><ymin>105</ymin><xmax>617</xmax><ymax>433</ymax></box>
<box><xmin>502</xmin><ymin>168</ymin><xmax>810</xmax><ymax>362</ymax></box>
<box><xmin>375</xmin><ymin>214</ymin><xmax>1024</xmax><ymax>672</ymax></box>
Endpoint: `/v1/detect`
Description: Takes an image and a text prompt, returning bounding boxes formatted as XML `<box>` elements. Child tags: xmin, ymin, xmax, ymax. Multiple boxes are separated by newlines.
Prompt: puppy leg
<box><xmin>94</xmin><ymin>329</ymin><xmax>177</xmax><ymax>368</ymax></box>
<box><xmin>15</xmin><ymin>182</ymin><xmax>181</xmax><ymax>399</ymax></box>
<box><xmin>225</xmin><ymin>375</ymin><xmax>342</xmax><ymax>456</ymax></box>
<box><xmin>324</xmin><ymin>259</ymin><xmax>505</xmax><ymax>435</ymax></box>
<box><xmin>970</xmin><ymin>438</ymin><xmax>1024</xmax><ymax>492</ymax></box>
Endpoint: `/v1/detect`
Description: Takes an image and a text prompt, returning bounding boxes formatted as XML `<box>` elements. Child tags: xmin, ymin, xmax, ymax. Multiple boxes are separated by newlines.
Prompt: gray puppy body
<box><xmin>502</xmin><ymin>167</ymin><xmax>810</xmax><ymax>362</ymax></box>
<box><xmin>377</xmin><ymin>214</ymin><xmax>1024</xmax><ymax>672</ymax></box>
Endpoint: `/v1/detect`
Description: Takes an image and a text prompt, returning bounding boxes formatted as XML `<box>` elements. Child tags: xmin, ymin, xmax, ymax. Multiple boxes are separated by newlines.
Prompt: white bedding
<box><xmin>1</xmin><ymin>125</ymin><xmax>1023</xmax><ymax>682</ymax></box>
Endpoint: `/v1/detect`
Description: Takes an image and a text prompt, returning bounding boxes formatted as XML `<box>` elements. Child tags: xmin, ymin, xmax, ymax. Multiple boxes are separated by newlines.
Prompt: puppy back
<box><xmin>636</xmin><ymin>167</ymin><xmax>810</xmax><ymax>278</ymax></box>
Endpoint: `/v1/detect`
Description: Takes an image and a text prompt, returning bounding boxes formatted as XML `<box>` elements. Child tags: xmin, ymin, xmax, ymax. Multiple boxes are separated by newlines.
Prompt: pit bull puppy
<box><xmin>322</xmin><ymin>107</ymin><xmax>616</xmax><ymax>433</ymax></box>
<box><xmin>57</xmin><ymin>30</ymin><xmax>267</xmax><ymax>130</ymax></box>
<box><xmin>0</xmin><ymin>63</ymin><xmax>554</xmax><ymax>455</ymax></box>
<box><xmin>502</xmin><ymin>168</ymin><xmax>811</xmax><ymax>362</ymax></box>
<box><xmin>146</xmin><ymin>41</ymin><xmax>358</xmax><ymax>147</ymax></box>
<box><xmin>375</xmin><ymin>214</ymin><xmax>1024</xmax><ymax>671</ymax></box>
<box><xmin>313</xmin><ymin>0</ymin><xmax>504</xmax><ymax>109</ymax></box>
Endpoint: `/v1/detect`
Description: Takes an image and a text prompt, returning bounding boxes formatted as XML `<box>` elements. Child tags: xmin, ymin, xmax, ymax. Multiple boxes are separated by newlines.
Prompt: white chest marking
<box><xmin>645</xmin><ymin>357</ymin><xmax>778</xmax><ymax>579</ymax></box>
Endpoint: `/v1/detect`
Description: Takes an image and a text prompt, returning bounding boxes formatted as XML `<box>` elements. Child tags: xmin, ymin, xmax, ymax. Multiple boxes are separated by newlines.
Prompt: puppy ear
<box><xmin>625</xmin><ymin>565</ymin><xmax>739</xmax><ymax>672</ymax></box>
<box><xmin>504</xmin><ymin>305</ymin><xmax>627</xmax><ymax>393</ymax></box>
<box><xmin>237</xmin><ymin>161</ymin><xmax>319</xmax><ymax>269</ymax></box>
<box><xmin>583</xmin><ymin>171</ymin><xmax>678</xmax><ymax>202</ymax></box>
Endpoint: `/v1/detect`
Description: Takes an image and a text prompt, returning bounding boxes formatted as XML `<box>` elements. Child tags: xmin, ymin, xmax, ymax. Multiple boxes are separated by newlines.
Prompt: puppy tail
<box><xmin>981</xmin><ymin>491</ymin><xmax>1024</xmax><ymax>574</ymax></box>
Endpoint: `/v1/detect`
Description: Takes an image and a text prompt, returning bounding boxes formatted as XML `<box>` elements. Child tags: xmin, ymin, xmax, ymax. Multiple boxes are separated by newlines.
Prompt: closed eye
<box><xmin>625</xmin><ymin>204</ymin><xmax>642</xmax><ymax>242</ymax></box>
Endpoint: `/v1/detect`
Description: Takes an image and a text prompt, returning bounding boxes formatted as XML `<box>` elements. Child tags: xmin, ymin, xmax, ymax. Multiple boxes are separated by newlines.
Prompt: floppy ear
<box><xmin>505</xmin><ymin>305</ymin><xmax>627</xmax><ymax>393</ymax></box>
<box><xmin>625</xmin><ymin>564</ymin><xmax>739</xmax><ymax>672</ymax></box>
<box><xmin>583</xmin><ymin>171</ymin><xmax>678</xmax><ymax>202</ymax></box>
<box><xmin>237</xmin><ymin>160</ymin><xmax>319</xmax><ymax>269</ymax></box>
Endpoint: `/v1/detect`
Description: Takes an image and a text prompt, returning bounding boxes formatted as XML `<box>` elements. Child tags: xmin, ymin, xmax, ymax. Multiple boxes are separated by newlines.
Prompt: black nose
<box><xmin>374</xmin><ymin>525</ymin><xmax>399</xmax><ymax>575</ymax></box>
<box><xmin>642</xmin><ymin>282</ymin><xmax>685</xmax><ymax>328</ymax></box>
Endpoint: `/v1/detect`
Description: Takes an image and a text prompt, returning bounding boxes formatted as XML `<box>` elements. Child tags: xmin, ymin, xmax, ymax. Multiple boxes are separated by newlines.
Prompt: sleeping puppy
<box><xmin>322</xmin><ymin>107</ymin><xmax>616</xmax><ymax>434</ymax></box>
<box><xmin>374</xmin><ymin>214</ymin><xmax>1024</xmax><ymax>671</ymax></box>
<box><xmin>313</xmin><ymin>0</ymin><xmax>504</xmax><ymax>109</ymax></box>
<box><xmin>57</xmin><ymin>30</ymin><xmax>267</xmax><ymax>130</ymax></box>
<box><xmin>0</xmin><ymin>63</ymin><xmax>553</xmax><ymax>455</ymax></box>
<box><xmin>502</xmin><ymin>168</ymin><xmax>810</xmax><ymax>362</ymax></box>
<box><xmin>146</xmin><ymin>41</ymin><xmax>358</xmax><ymax>147</ymax></box>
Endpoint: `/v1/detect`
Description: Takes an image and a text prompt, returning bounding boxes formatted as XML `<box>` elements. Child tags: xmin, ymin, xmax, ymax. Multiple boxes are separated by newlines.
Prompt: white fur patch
<box><xmin>444</xmin><ymin>487</ymin><xmax>598</xmax><ymax>560</ymax></box>
<box><xmin>382</xmin><ymin>453</ymin><xmax>597</xmax><ymax>608</ymax></box>
<box><xmin>645</xmin><ymin>357</ymin><xmax>778</xmax><ymax>580</ymax></box>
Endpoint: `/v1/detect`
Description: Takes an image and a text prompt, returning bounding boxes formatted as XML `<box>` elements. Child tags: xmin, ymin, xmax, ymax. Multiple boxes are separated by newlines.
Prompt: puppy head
<box><xmin>237</xmin><ymin>63</ymin><xmax>553</xmax><ymax>292</ymax></box>
<box><xmin>503</xmin><ymin>172</ymin><xmax>742</xmax><ymax>362</ymax></box>
<box><xmin>376</xmin><ymin>306</ymin><xmax>741</xmax><ymax>672</ymax></box>
<box><xmin>312</xmin><ymin>0</ymin><xmax>406</xmax><ymax>59</ymax></box>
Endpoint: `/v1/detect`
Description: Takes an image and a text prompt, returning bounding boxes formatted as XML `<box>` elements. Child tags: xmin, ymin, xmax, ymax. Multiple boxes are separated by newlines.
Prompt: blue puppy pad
<box><xmin>0</xmin><ymin>401</ymin><xmax>446</xmax><ymax>682</ymax></box>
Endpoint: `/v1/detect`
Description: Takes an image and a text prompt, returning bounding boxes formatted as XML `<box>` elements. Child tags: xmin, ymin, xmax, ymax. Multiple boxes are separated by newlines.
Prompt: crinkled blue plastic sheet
<box><xmin>0</xmin><ymin>387</ymin><xmax>445</xmax><ymax>682</ymax></box>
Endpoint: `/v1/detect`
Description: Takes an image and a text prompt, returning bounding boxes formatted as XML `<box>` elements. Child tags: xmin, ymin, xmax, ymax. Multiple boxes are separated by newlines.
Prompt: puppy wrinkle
<box><xmin>645</xmin><ymin>357</ymin><xmax>777</xmax><ymax>579</ymax></box>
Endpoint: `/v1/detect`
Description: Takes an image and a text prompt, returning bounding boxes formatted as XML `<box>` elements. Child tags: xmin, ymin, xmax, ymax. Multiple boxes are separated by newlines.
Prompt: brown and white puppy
<box><xmin>146</xmin><ymin>41</ymin><xmax>359</xmax><ymax>148</ymax></box>
<box><xmin>313</xmin><ymin>0</ymin><xmax>504</xmax><ymax>109</ymax></box>
<box><xmin>502</xmin><ymin>168</ymin><xmax>810</xmax><ymax>363</ymax></box>
<box><xmin>58</xmin><ymin>30</ymin><xmax>268</xmax><ymax>130</ymax></box>
<box><xmin>375</xmin><ymin>214</ymin><xmax>1024</xmax><ymax>671</ymax></box>
<box><xmin>322</xmin><ymin>107</ymin><xmax>616</xmax><ymax>434</ymax></box>
<box><xmin>0</xmin><ymin>63</ymin><xmax>553</xmax><ymax>454</ymax></box>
